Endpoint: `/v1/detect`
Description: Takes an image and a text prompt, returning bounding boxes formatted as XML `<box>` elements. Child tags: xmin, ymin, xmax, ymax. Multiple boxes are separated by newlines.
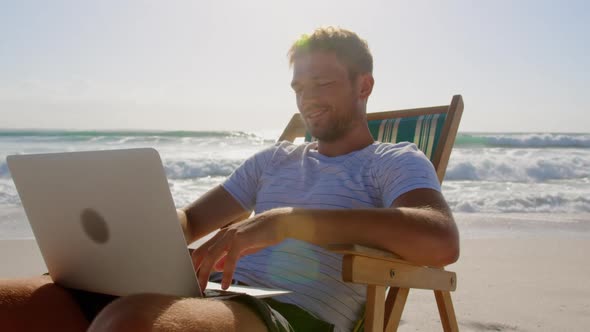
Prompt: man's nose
<box><xmin>298</xmin><ymin>87</ymin><xmax>320</xmax><ymax>103</ymax></box>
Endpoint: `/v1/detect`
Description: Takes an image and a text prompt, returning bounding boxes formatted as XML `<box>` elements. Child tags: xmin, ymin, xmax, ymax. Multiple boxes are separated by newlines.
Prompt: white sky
<box><xmin>1</xmin><ymin>0</ymin><xmax>588</xmax><ymax>133</ymax></box>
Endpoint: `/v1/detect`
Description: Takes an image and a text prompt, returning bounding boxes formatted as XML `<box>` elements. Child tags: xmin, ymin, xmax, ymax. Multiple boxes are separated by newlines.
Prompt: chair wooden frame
<box><xmin>278</xmin><ymin>95</ymin><xmax>464</xmax><ymax>331</ymax></box>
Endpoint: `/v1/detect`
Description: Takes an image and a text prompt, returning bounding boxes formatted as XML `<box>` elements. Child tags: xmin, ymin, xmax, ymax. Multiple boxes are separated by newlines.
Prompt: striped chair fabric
<box><xmin>305</xmin><ymin>113</ymin><xmax>447</xmax><ymax>162</ymax></box>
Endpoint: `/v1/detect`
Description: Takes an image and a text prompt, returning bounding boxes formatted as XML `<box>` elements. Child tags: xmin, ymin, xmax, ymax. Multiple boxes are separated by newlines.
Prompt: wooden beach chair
<box><xmin>278</xmin><ymin>94</ymin><xmax>464</xmax><ymax>332</ymax></box>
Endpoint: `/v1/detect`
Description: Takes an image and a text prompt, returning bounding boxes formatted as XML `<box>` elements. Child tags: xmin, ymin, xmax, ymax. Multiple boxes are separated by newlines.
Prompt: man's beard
<box><xmin>306</xmin><ymin>105</ymin><xmax>362</xmax><ymax>142</ymax></box>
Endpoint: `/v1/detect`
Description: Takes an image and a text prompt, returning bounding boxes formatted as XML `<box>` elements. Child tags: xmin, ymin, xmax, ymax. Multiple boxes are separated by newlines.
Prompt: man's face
<box><xmin>291</xmin><ymin>51</ymin><xmax>364</xmax><ymax>142</ymax></box>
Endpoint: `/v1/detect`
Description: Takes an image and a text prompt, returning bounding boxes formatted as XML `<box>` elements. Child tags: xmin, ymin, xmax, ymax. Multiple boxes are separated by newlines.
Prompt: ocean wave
<box><xmin>0</xmin><ymin>159</ymin><xmax>238</xmax><ymax>207</ymax></box>
<box><xmin>448</xmin><ymin>194</ymin><xmax>590</xmax><ymax>214</ymax></box>
<box><xmin>0</xmin><ymin>162</ymin><xmax>10</xmax><ymax>178</ymax></box>
<box><xmin>4</xmin><ymin>130</ymin><xmax>589</xmax><ymax>148</ymax></box>
<box><xmin>0</xmin><ymin>129</ymin><xmax>249</xmax><ymax>138</ymax></box>
<box><xmin>163</xmin><ymin>159</ymin><xmax>242</xmax><ymax>179</ymax></box>
<box><xmin>455</xmin><ymin>133</ymin><xmax>590</xmax><ymax>148</ymax></box>
<box><xmin>3</xmin><ymin>150</ymin><xmax>589</xmax><ymax>183</ymax></box>
<box><xmin>0</xmin><ymin>130</ymin><xmax>276</xmax><ymax>145</ymax></box>
<box><xmin>0</xmin><ymin>180</ymin><xmax>20</xmax><ymax>205</ymax></box>
<box><xmin>0</xmin><ymin>158</ymin><xmax>243</xmax><ymax>180</ymax></box>
<box><xmin>445</xmin><ymin>149</ymin><xmax>590</xmax><ymax>182</ymax></box>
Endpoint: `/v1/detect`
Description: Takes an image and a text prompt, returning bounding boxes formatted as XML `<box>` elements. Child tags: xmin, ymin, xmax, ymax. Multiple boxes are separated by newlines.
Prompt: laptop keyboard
<box><xmin>203</xmin><ymin>288</ymin><xmax>242</xmax><ymax>298</ymax></box>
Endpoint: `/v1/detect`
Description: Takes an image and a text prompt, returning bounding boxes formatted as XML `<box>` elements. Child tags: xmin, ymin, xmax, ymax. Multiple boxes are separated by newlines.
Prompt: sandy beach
<box><xmin>1</xmin><ymin>227</ymin><xmax>589</xmax><ymax>331</ymax></box>
<box><xmin>401</xmin><ymin>236</ymin><xmax>590</xmax><ymax>331</ymax></box>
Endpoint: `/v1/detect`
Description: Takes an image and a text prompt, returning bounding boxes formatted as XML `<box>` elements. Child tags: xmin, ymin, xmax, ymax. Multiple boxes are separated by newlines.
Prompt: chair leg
<box><xmin>434</xmin><ymin>290</ymin><xmax>459</xmax><ymax>332</ymax></box>
<box><xmin>365</xmin><ymin>285</ymin><xmax>386</xmax><ymax>332</ymax></box>
<box><xmin>384</xmin><ymin>287</ymin><xmax>409</xmax><ymax>332</ymax></box>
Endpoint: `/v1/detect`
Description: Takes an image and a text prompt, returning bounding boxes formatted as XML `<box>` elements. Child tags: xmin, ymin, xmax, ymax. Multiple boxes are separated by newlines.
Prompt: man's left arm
<box><xmin>192</xmin><ymin>187</ymin><xmax>459</xmax><ymax>290</ymax></box>
<box><xmin>285</xmin><ymin>187</ymin><xmax>459</xmax><ymax>267</ymax></box>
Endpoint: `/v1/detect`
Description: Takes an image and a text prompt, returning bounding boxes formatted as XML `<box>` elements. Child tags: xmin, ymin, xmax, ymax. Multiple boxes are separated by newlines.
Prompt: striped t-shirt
<box><xmin>222</xmin><ymin>140</ymin><xmax>441</xmax><ymax>331</ymax></box>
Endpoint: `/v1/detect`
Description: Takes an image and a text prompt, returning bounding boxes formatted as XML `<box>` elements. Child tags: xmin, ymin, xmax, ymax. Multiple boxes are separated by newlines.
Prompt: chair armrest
<box><xmin>323</xmin><ymin>244</ymin><xmax>457</xmax><ymax>292</ymax></box>
<box><xmin>322</xmin><ymin>244</ymin><xmax>405</xmax><ymax>263</ymax></box>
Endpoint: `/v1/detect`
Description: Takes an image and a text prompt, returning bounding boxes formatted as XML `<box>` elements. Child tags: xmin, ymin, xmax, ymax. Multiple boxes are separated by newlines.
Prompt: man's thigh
<box><xmin>0</xmin><ymin>275</ymin><xmax>89</xmax><ymax>331</ymax></box>
<box><xmin>88</xmin><ymin>293</ymin><xmax>269</xmax><ymax>332</ymax></box>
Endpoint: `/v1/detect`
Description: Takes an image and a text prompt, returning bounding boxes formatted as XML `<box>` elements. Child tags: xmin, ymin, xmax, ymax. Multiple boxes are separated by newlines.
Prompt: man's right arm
<box><xmin>178</xmin><ymin>143</ymin><xmax>277</xmax><ymax>244</ymax></box>
<box><xmin>177</xmin><ymin>185</ymin><xmax>251</xmax><ymax>245</ymax></box>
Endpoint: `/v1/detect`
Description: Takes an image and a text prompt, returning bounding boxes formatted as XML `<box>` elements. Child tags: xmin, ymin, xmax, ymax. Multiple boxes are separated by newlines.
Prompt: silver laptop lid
<box><xmin>7</xmin><ymin>148</ymin><xmax>201</xmax><ymax>297</ymax></box>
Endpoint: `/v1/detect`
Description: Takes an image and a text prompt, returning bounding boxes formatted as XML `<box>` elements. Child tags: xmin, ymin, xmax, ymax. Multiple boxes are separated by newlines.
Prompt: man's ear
<box><xmin>358</xmin><ymin>74</ymin><xmax>374</xmax><ymax>100</ymax></box>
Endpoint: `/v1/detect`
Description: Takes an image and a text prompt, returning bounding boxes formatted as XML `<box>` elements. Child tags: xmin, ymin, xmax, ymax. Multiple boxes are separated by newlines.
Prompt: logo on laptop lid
<box><xmin>80</xmin><ymin>208</ymin><xmax>110</xmax><ymax>244</ymax></box>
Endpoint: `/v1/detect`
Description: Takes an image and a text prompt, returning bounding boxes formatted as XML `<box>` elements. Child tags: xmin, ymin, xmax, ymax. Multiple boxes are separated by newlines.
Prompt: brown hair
<box><xmin>288</xmin><ymin>26</ymin><xmax>373</xmax><ymax>79</ymax></box>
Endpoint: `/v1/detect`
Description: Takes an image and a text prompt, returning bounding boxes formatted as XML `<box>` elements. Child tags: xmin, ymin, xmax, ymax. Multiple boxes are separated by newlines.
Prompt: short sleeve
<box><xmin>374</xmin><ymin>142</ymin><xmax>441</xmax><ymax>207</ymax></box>
<box><xmin>221</xmin><ymin>143</ymin><xmax>277</xmax><ymax>211</ymax></box>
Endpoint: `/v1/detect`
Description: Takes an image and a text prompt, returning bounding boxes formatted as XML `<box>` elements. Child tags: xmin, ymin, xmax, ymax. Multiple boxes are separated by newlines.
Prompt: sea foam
<box><xmin>445</xmin><ymin>149</ymin><xmax>590</xmax><ymax>182</ymax></box>
<box><xmin>455</xmin><ymin>133</ymin><xmax>590</xmax><ymax>148</ymax></box>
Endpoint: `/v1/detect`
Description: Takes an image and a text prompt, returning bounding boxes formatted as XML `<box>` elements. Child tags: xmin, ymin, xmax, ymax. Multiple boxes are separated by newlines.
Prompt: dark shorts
<box><xmin>65</xmin><ymin>288</ymin><xmax>334</xmax><ymax>332</ymax></box>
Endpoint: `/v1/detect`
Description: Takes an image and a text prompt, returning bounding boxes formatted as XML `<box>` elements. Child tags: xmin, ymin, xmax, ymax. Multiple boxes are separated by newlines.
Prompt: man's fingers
<box><xmin>214</xmin><ymin>245</ymin><xmax>261</xmax><ymax>274</ymax></box>
<box><xmin>197</xmin><ymin>249</ymin><xmax>222</xmax><ymax>291</ymax></box>
<box><xmin>188</xmin><ymin>226</ymin><xmax>264</xmax><ymax>291</ymax></box>
<box><xmin>191</xmin><ymin>230</ymin><xmax>225</xmax><ymax>270</ymax></box>
<box><xmin>196</xmin><ymin>231</ymin><xmax>236</xmax><ymax>291</ymax></box>
<box><xmin>213</xmin><ymin>255</ymin><xmax>227</xmax><ymax>271</ymax></box>
<box><xmin>221</xmin><ymin>244</ymin><xmax>243</xmax><ymax>290</ymax></box>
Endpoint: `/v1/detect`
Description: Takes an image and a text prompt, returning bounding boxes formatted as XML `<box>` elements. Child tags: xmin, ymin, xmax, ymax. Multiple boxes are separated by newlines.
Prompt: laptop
<box><xmin>7</xmin><ymin>148</ymin><xmax>288</xmax><ymax>299</ymax></box>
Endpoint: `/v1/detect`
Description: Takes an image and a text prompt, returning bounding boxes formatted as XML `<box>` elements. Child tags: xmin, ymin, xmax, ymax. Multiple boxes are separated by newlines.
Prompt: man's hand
<box><xmin>190</xmin><ymin>208</ymin><xmax>291</xmax><ymax>291</ymax></box>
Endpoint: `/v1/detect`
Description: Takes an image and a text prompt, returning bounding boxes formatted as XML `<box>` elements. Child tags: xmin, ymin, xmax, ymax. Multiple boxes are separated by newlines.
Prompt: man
<box><xmin>0</xmin><ymin>27</ymin><xmax>459</xmax><ymax>331</ymax></box>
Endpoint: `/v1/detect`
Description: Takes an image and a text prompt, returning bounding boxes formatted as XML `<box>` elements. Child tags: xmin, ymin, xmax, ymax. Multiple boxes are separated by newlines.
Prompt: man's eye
<box><xmin>317</xmin><ymin>81</ymin><xmax>333</xmax><ymax>87</ymax></box>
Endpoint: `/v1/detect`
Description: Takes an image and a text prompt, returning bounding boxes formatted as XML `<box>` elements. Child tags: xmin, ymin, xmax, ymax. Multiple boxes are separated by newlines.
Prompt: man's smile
<box><xmin>303</xmin><ymin>107</ymin><xmax>329</xmax><ymax>121</ymax></box>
